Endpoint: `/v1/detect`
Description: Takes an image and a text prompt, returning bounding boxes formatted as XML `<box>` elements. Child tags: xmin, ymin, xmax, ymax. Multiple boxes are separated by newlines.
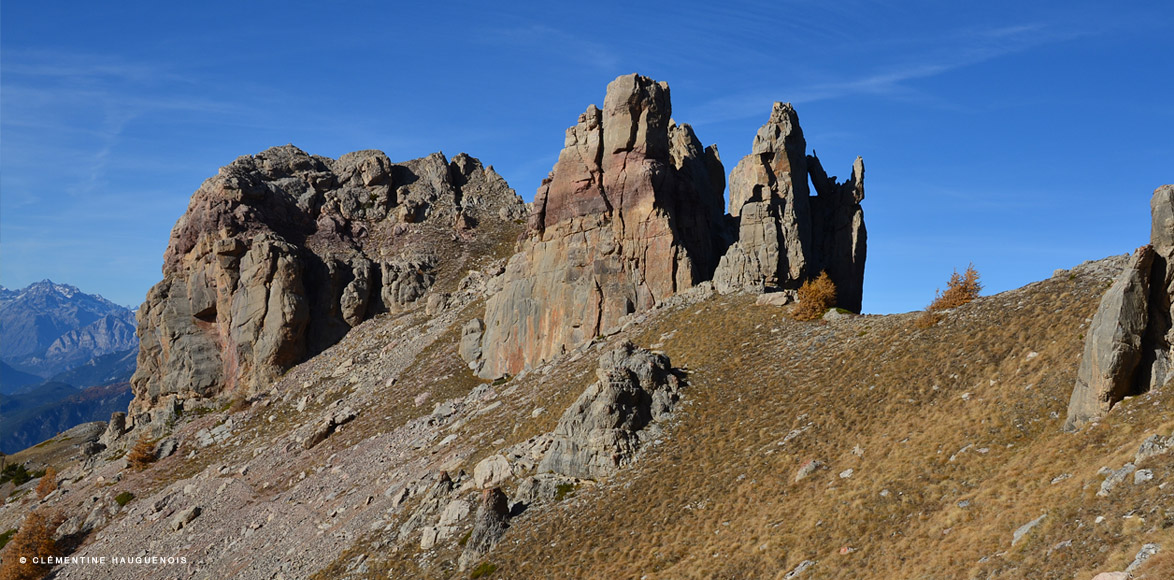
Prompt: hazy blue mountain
<box><xmin>0</xmin><ymin>360</ymin><xmax>43</xmax><ymax>394</ymax></box>
<box><xmin>0</xmin><ymin>280</ymin><xmax>138</xmax><ymax>381</ymax></box>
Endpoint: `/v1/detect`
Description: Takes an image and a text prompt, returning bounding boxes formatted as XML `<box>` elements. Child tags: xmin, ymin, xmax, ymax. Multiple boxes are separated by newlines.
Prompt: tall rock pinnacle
<box><xmin>713</xmin><ymin>102</ymin><xmax>867</xmax><ymax>312</ymax></box>
<box><xmin>470</xmin><ymin>74</ymin><xmax>727</xmax><ymax>379</ymax></box>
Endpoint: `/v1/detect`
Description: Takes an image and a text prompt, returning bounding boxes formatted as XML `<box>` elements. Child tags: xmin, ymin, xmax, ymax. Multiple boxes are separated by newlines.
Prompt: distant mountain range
<box><xmin>0</xmin><ymin>280</ymin><xmax>138</xmax><ymax>387</ymax></box>
<box><xmin>0</xmin><ymin>280</ymin><xmax>138</xmax><ymax>452</ymax></box>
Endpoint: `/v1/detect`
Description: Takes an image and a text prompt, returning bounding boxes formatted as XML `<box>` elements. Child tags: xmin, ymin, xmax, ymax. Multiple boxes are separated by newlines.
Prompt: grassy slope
<box><xmin>473</xmin><ymin>265</ymin><xmax>1174</xmax><ymax>580</ymax></box>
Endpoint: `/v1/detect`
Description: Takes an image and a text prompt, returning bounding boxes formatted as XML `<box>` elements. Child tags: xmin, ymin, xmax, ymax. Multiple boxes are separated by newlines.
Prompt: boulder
<box><xmin>170</xmin><ymin>506</ymin><xmax>201</xmax><ymax>532</ymax></box>
<box><xmin>1066</xmin><ymin>185</ymin><xmax>1174</xmax><ymax>429</ymax></box>
<box><xmin>99</xmin><ymin>412</ymin><xmax>127</xmax><ymax>447</ymax></box>
<box><xmin>473</xmin><ymin>74</ymin><xmax>726</xmax><ymax>378</ymax></box>
<box><xmin>538</xmin><ymin>342</ymin><xmax>682</xmax><ymax>480</ymax></box>
<box><xmin>132</xmin><ymin>146</ymin><xmax>525</xmax><ymax>415</ymax></box>
<box><xmin>473</xmin><ymin>454</ymin><xmax>511</xmax><ymax>489</ymax></box>
<box><xmin>1065</xmin><ymin>246</ymin><xmax>1153</xmax><ymax>430</ymax></box>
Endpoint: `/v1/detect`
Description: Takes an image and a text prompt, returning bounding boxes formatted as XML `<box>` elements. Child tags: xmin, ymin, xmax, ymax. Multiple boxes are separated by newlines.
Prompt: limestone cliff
<box><xmin>131</xmin><ymin>145</ymin><xmax>525</xmax><ymax>425</ymax></box>
<box><xmin>470</xmin><ymin>74</ymin><xmax>727</xmax><ymax>378</ymax></box>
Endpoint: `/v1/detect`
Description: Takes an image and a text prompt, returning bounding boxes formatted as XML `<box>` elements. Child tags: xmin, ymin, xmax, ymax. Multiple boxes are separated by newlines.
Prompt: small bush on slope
<box><xmin>0</xmin><ymin>510</ymin><xmax>60</xmax><ymax>580</ymax></box>
<box><xmin>793</xmin><ymin>271</ymin><xmax>837</xmax><ymax>321</ymax></box>
<box><xmin>928</xmin><ymin>263</ymin><xmax>982</xmax><ymax>311</ymax></box>
<box><xmin>34</xmin><ymin>467</ymin><xmax>55</xmax><ymax>499</ymax></box>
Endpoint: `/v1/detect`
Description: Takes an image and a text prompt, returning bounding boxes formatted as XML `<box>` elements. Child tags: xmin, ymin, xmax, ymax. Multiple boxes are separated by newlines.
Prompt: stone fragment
<box><xmin>170</xmin><ymin>506</ymin><xmax>201</xmax><ymax>531</ymax></box>
<box><xmin>1135</xmin><ymin>433</ymin><xmax>1174</xmax><ymax>463</ymax></box>
<box><xmin>1012</xmin><ymin>513</ymin><xmax>1046</xmax><ymax>546</ymax></box>
<box><xmin>1126</xmin><ymin>543</ymin><xmax>1161</xmax><ymax>573</ymax></box>
<box><xmin>303</xmin><ymin>407</ymin><xmax>358</xmax><ymax>449</ymax></box>
<box><xmin>98</xmin><ymin>412</ymin><xmax>127</xmax><ymax>448</ymax></box>
<box><xmin>1097</xmin><ymin>463</ymin><xmax>1136</xmax><ymax>497</ymax></box>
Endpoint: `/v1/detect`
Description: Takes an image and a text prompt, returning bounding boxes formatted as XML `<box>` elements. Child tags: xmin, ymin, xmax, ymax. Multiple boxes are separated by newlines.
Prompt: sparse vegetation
<box><xmin>928</xmin><ymin>263</ymin><xmax>982</xmax><ymax>311</ymax></box>
<box><xmin>914</xmin><ymin>311</ymin><xmax>943</xmax><ymax>329</ymax></box>
<box><xmin>555</xmin><ymin>482</ymin><xmax>576</xmax><ymax>501</ymax></box>
<box><xmin>793</xmin><ymin>271</ymin><xmax>837</xmax><ymax>321</ymax></box>
<box><xmin>228</xmin><ymin>396</ymin><xmax>250</xmax><ymax>414</ymax></box>
<box><xmin>0</xmin><ymin>529</ymin><xmax>15</xmax><ymax>550</ymax></box>
<box><xmin>469</xmin><ymin>562</ymin><xmax>498</xmax><ymax>578</ymax></box>
<box><xmin>126</xmin><ymin>437</ymin><xmax>158</xmax><ymax>471</ymax></box>
<box><xmin>0</xmin><ymin>510</ymin><xmax>61</xmax><ymax>580</ymax></box>
<box><xmin>34</xmin><ymin>467</ymin><xmax>56</xmax><ymax>499</ymax></box>
<box><xmin>0</xmin><ymin>464</ymin><xmax>32</xmax><ymax>486</ymax></box>
<box><xmin>114</xmin><ymin>491</ymin><xmax>135</xmax><ymax>507</ymax></box>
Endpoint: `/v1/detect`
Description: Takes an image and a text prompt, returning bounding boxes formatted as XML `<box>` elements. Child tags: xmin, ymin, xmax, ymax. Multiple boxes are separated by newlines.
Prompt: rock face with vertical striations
<box><xmin>469</xmin><ymin>74</ymin><xmax>727</xmax><ymax>378</ymax></box>
<box><xmin>131</xmin><ymin>145</ymin><xmax>525</xmax><ymax>425</ymax></box>
<box><xmin>1065</xmin><ymin>185</ymin><xmax>1174</xmax><ymax>430</ymax></box>
<box><xmin>713</xmin><ymin>102</ymin><xmax>867</xmax><ymax>313</ymax></box>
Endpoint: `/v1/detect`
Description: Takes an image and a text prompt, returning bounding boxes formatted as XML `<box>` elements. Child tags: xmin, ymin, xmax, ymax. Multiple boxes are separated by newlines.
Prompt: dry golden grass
<box><xmin>460</xmin><ymin>263</ymin><xmax>1174</xmax><ymax>580</ymax></box>
<box><xmin>928</xmin><ymin>263</ymin><xmax>982</xmax><ymax>311</ymax></box>
<box><xmin>1136</xmin><ymin>549</ymin><xmax>1174</xmax><ymax>578</ymax></box>
<box><xmin>794</xmin><ymin>271</ymin><xmax>837</xmax><ymax>321</ymax></box>
<box><xmin>0</xmin><ymin>510</ymin><xmax>60</xmax><ymax>580</ymax></box>
<box><xmin>33</xmin><ymin>468</ymin><xmax>55</xmax><ymax>500</ymax></box>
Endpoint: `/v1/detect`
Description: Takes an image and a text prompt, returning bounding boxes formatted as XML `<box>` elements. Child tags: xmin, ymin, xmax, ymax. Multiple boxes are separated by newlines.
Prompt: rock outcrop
<box><xmin>538</xmin><ymin>342</ymin><xmax>682</xmax><ymax>480</ymax></box>
<box><xmin>713</xmin><ymin>102</ymin><xmax>867</xmax><ymax>312</ymax></box>
<box><xmin>132</xmin><ymin>145</ymin><xmax>525</xmax><ymax>422</ymax></box>
<box><xmin>458</xmin><ymin>488</ymin><xmax>511</xmax><ymax>571</ymax></box>
<box><xmin>1065</xmin><ymin>185</ymin><xmax>1174</xmax><ymax>429</ymax></box>
<box><xmin>470</xmin><ymin>74</ymin><xmax>726</xmax><ymax>378</ymax></box>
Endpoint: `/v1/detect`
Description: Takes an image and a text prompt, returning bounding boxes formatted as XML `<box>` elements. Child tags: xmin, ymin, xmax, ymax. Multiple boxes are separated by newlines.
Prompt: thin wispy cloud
<box><xmin>690</xmin><ymin>22</ymin><xmax>1090</xmax><ymax>125</ymax></box>
<box><xmin>479</xmin><ymin>25</ymin><xmax>621</xmax><ymax>72</ymax></box>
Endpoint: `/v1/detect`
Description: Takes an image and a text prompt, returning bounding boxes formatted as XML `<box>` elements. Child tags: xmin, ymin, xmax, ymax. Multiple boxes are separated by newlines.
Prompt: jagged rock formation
<box><xmin>713</xmin><ymin>102</ymin><xmax>867</xmax><ymax>312</ymax></box>
<box><xmin>470</xmin><ymin>74</ymin><xmax>726</xmax><ymax>378</ymax></box>
<box><xmin>132</xmin><ymin>145</ymin><xmax>525</xmax><ymax>422</ymax></box>
<box><xmin>538</xmin><ymin>342</ymin><xmax>682</xmax><ymax>480</ymax></box>
<box><xmin>1065</xmin><ymin>185</ymin><xmax>1174</xmax><ymax>429</ymax></box>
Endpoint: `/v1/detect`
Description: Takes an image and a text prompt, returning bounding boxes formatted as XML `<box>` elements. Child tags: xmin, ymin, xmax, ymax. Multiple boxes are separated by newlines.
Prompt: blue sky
<box><xmin>2</xmin><ymin>0</ymin><xmax>1171</xmax><ymax>313</ymax></box>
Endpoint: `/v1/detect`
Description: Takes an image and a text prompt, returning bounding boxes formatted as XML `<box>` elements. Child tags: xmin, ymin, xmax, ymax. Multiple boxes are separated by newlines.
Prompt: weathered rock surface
<box><xmin>538</xmin><ymin>342</ymin><xmax>682</xmax><ymax>480</ymax></box>
<box><xmin>1066</xmin><ymin>185</ymin><xmax>1174</xmax><ymax>429</ymax></box>
<box><xmin>1065</xmin><ymin>246</ymin><xmax>1153</xmax><ymax>429</ymax></box>
<box><xmin>471</xmin><ymin>74</ymin><xmax>726</xmax><ymax>378</ymax></box>
<box><xmin>132</xmin><ymin>145</ymin><xmax>525</xmax><ymax>422</ymax></box>
<box><xmin>713</xmin><ymin>102</ymin><xmax>867</xmax><ymax>312</ymax></box>
<box><xmin>458</xmin><ymin>488</ymin><xmax>510</xmax><ymax>571</ymax></box>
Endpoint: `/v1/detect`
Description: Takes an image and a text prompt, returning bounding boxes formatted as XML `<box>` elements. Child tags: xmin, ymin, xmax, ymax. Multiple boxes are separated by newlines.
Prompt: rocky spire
<box><xmin>468</xmin><ymin>74</ymin><xmax>726</xmax><ymax>379</ymax></box>
<box><xmin>713</xmin><ymin>102</ymin><xmax>867</xmax><ymax>312</ymax></box>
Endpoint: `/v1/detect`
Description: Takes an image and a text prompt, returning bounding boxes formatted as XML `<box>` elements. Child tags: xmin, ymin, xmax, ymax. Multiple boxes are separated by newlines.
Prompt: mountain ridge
<box><xmin>0</xmin><ymin>74</ymin><xmax>1171</xmax><ymax>580</ymax></box>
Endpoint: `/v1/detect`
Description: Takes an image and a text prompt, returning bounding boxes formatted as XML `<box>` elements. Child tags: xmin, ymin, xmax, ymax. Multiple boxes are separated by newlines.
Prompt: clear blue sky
<box><xmin>2</xmin><ymin>1</ymin><xmax>1171</xmax><ymax>313</ymax></box>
